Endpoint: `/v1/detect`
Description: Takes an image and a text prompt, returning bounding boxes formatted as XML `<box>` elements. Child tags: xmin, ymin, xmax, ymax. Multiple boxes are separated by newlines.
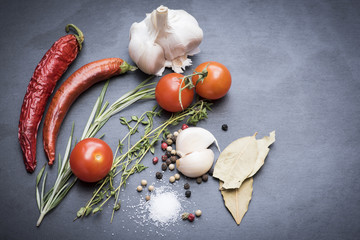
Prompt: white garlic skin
<box><xmin>175</xmin><ymin>127</ymin><xmax>219</xmax><ymax>157</ymax></box>
<box><xmin>129</xmin><ymin>5</ymin><xmax>203</xmax><ymax>76</ymax></box>
<box><xmin>176</xmin><ymin>149</ymin><xmax>214</xmax><ymax>178</ymax></box>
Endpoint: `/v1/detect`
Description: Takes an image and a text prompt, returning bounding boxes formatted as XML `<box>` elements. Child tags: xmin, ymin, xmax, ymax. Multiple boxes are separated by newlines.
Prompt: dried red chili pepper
<box><xmin>43</xmin><ymin>58</ymin><xmax>136</xmax><ymax>165</ymax></box>
<box><xmin>18</xmin><ymin>24</ymin><xmax>84</xmax><ymax>173</ymax></box>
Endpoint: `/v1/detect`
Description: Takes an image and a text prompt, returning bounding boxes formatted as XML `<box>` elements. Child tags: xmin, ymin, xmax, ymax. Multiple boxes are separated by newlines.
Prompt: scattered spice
<box><xmin>167</xmin><ymin>133</ymin><xmax>173</xmax><ymax>139</ymax></box>
<box><xmin>161</xmin><ymin>155</ymin><xmax>168</xmax><ymax>161</ymax></box>
<box><xmin>141</xmin><ymin>179</ymin><xmax>147</xmax><ymax>186</ymax></box>
<box><xmin>161</xmin><ymin>163</ymin><xmax>168</xmax><ymax>171</ymax></box>
<box><xmin>137</xmin><ymin>186</ymin><xmax>143</xmax><ymax>192</ymax></box>
<box><xmin>202</xmin><ymin>174</ymin><xmax>208</xmax><ymax>182</ymax></box>
<box><xmin>166</xmin><ymin>159</ymin><xmax>171</xmax><ymax>166</ymax></box>
<box><xmin>169</xmin><ymin>176</ymin><xmax>175</xmax><ymax>183</ymax></box>
<box><xmin>182</xmin><ymin>124</ymin><xmax>189</xmax><ymax>130</ymax></box>
<box><xmin>208</xmin><ymin>168</ymin><xmax>214</xmax><ymax>176</ymax></box>
<box><xmin>181</xmin><ymin>212</ymin><xmax>190</xmax><ymax>220</ymax></box>
<box><xmin>161</xmin><ymin>142</ymin><xmax>168</xmax><ymax>150</ymax></box>
<box><xmin>166</xmin><ymin>139</ymin><xmax>173</xmax><ymax>145</ymax></box>
<box><xmin>152</xmin><ymin>157</ymin><xmax>159</xmax><ymax>164</ymax></box>
<box><xmin>184</xmin><ymin>183</ymin><xmax>190</xmax><ymax>189</ymax></box>
<box><xmin>195</xmin><ymin>209</ymin><xmax>202</xmax><ymax>217</ymax></box>
<box><xmin>169</xmin><ymin>164</ymin><xmax>175</xmax><ymax>171</ymax></box>
<box><xmin>145</xmin><ymin>195</ymin><xmax>151</xmax><ymax>201</ymax></box>
<box><xmin>148</xmin><ymin>185</ymin><xmax>155</xmax><ymax>192</ymax></box>
<box><xmin>185</xmin><ymin>190</ymin><xmax>191</xmax><ymax>198</ymax></box>
<box><xmin>174</xmin><ymin>173</ymin><xmax>180</xmax><ymax>180</ymax></box>
<box><xmin>173</xmin><ymin>131</ymin><xmax>179</xmax><ymax>137</ymax></box>
<box><xmin>188</xmin><ymin>213</ymin><xmax>195</xmax><ymax>222</ymax></box>
<box><xmin>170</xmin><ymin>156</ymin><xmax>177</xmax><ymax>163</ymax></box>
<box><xmin>170</xmin><ymin>149</ymin><xmax>176</xmax><ymax>155</ymax></box>
<box><xmin>222</xmin><ymin>124</ymin><xmax>228</xmax><ymax>131</ymax></box>
<box><xmin>166</xmin><ymin>146</ymin><xmax>173</xmax><ymax>152</ymax></box>
<box><xmin>156</xmin><ymin>172</ymin><xmax>163</xmax><ymax>179</ymax></box>
<box><xmin>196</xmin><ymin>177</ymin><xmax>202</xmax><ymax>184</ymax></box>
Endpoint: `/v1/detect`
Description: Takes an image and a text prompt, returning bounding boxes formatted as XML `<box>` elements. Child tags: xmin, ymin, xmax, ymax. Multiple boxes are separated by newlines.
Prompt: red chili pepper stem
<box><xmin>120</xmin><ymin>61</ymin><xmax>138</xmax><ymax>73</ymax></box>
<box><xmin>65</xmin><ymin>24</ymin><xmax>84</xmax><ymax>50</ymax></box>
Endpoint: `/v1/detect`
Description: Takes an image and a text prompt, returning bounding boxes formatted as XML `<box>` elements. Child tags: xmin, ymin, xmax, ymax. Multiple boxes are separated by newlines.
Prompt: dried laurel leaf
<box><xmin>213</xmin><ymin>133</ymin><xmax>258</xmax><ymax>189</ymax></box>
<box><xmin>249</xmin><ymin>131</ymin><xmax>276</xmax><ymax>177</ymax></box>
<box><xmin>220</xmin><ymin>178</ymin><xmax>254</xmax><ymax>225</ymax></box>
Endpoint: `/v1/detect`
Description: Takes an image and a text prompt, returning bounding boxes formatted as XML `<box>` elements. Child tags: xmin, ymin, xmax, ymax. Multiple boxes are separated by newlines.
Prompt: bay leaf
<box><xmin>249</xmin><ymin>131</ymin><xmax>276</xmax><ymax>177</ymax></box>
<box><xmin>213</xmin><ymin>133</ymin><xmax>258</xmax><ymax>189</ymax></box>
<box><xmin>220</xmin><ymin>178</ymin><xmax>254</xmax><ymax>225</ymax></box>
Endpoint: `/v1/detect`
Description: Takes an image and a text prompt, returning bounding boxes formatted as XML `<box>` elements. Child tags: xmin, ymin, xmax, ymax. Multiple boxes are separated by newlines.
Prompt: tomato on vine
<box><xmin>70</xmin><ymin>138</ymin><xmax>113</xmax><ymax>182</ymax></box>
<box><xmin>192</xmin><ymin>61</ymin><xmax>231</xmax><ymax>100</ymax></box>
<box><xmin>155</xmin><ymin>73</ymin><xmax>194</xmax><ymax>112</ymax></box>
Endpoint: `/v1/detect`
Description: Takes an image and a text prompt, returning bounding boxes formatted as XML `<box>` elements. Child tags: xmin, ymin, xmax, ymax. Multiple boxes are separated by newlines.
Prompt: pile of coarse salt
<box><xmin>147</xmin><ymin>187</ymin><xmax>182</xmax><ymax>225</ymax></box>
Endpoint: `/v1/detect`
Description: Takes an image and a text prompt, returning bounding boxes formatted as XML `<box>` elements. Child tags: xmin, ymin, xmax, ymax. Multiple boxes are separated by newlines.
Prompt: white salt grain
<box><xmin>147</xmin><ymin>187</ymin><xmax>181</xmax><ymax>225</ymax></box>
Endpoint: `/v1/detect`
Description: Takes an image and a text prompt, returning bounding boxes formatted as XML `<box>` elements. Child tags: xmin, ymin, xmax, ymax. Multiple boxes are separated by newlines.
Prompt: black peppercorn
<box><xmin>166</xmin><ymin>152</ymin><xmax>172</xmax><ymax>158</ymax></box>
<box><xmin>166</xmin><ymin>159</ymin><xmax>171</xmax><ymax>166</ymax></box>
<box><xmin>196</xmin><ymin>177</ymin><xmax>202</xmax><ymax>184</ymax></box>
<box><xmin>161</xmin><ymin>163</ymin><xmax>168</xmax><ymax>171</ymax></box>
<box><xmin>156</xmin><ymin>172</ymin><xmax>163</xmax><ymax>179</ymax></box>
<box><xmin>208</xmin><ymin>168</ymin><xmax>214</xmax><ymax>176</ymax></box>
<box><xmin>170</xmin><ymin>156</ymin><xmax>177</xmax><ymax>163</ymax></box>
<box><xmin>185</xmin><ymin>190</ymin><xmax>191</xmax><ymax>198</ymax></box>
<box><xmin>202</xmin><ymin>174</ymin><xmax>208</xmax><ymax>182</ymax></box>
<box><xmin>221</xmin><ymin>124</ymin><xmax>228</xmax><ymax>131</ymax></box>
<box><xmin>184</xmin><ymin>183</ymin><xmax>190</xmax><ymax>189</ymax></box>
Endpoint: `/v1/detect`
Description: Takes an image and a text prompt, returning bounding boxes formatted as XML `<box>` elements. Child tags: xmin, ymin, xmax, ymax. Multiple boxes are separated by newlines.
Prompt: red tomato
<box><xmin>192</xmin><ymin>61</ymin><xmax>231</xmax><ymax>100</ymax></box>
<box><xmin>70</xmin><ymin>138</ymin><xmax>113</xmax><ymax>182</ymax></box>
<box><xmin>155</xmin><ymin>73</ymin><xmax>194</xmax><ymax>112</ymax></box>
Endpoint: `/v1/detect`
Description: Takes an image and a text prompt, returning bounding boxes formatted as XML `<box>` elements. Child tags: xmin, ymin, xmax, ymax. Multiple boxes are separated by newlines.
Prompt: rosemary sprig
<box><xmin>35</xmin><ymin>78</ymin><xmax>156</xmax><ymax>227</ymax></box>
<box><xmin>75</xmin><ymin>99</ymin><xmax>212</xmax><ymax>222</ymax></box>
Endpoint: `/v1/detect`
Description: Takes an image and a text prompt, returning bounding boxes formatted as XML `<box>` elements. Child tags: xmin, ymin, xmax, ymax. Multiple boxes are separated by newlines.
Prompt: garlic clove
<box><xmin>176</xmin><ymin>149</ymin><xmax>214</xmax><ymax>178</ymax></box>
<box><xmin>176</xmin><ymin>127</ymin><xmax>219</xmax><ymax>157</ymax></box>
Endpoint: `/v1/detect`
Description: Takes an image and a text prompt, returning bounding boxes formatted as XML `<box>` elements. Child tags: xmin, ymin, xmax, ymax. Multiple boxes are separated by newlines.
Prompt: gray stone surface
<box><xmin>1</xmin><ymin>0</ymin><xmax>359</xmax><ymax>239</ymax></box>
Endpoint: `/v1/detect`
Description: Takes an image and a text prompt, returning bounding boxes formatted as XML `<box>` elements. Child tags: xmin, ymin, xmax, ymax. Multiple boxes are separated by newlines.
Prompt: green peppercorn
<box><xmin>156</xmin><ymin>172</ymin><xmax>163</xmax><ymax>179</ymax></box>
<box><xmin>161</xmin><ymin>163</ymin><xmax>168</xmax><ymax>171</ymax></box>
<box><xmin>196</xmin><ymin>177</ymin><xmax>202</xmax><ymax>184</ymax></box>
<box><xmin>185</xmin><ymin>190</ymin><xmax>191</xmax><ymax>198</ymax></box>
<box><xmin>184</xmin><ymin>183</ymin><xmax>190</xmax><ymax>189</ymax></box>
<box><xmin>202</xmin><ymin>174</ymin><xmax>208</xmax><ymax>182</ymax></box>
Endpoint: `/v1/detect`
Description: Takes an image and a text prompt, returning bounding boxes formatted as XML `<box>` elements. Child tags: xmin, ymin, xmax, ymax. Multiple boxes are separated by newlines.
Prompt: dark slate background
<box><xmin>1</xmin><ymin>0</ymin><xmax>359</xmax><ymax>239</ymax></box>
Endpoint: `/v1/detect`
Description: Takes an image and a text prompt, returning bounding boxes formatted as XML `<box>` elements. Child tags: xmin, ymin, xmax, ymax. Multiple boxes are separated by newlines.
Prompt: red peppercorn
<box><xmin>161</xmin><ymin>155</ymin><xmax>168</xmax><ymax>162</ymax></box>
<box><xmin>152</xmin><ymin>157</ymin><xmax>159</xmax><ymax>165</ymax></box>
<box><xmin>181</xmin><ymin>124</ymin><xmax>189</xmax><ymax>130</ymax></box>
<box><xmin>161</xmin><ymin>142</ymin><xmax>168</xmax><ymax>150</ymax></box>
<box><xmin>188</xmin><ymin>213</ymin><xmax>195</xmax><ymax>222</ymax></box>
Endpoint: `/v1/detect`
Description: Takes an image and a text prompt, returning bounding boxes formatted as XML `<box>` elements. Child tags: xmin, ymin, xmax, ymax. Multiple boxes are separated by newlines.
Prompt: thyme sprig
<box><xmin>75</xmin><ymin>100</ymin><xmax>212</xmax><ymax>222</ymax></box>
<box><xmin>35</xmin><ymin>78</ymin><xmax>156</xmax><ymax>227</ymax></box>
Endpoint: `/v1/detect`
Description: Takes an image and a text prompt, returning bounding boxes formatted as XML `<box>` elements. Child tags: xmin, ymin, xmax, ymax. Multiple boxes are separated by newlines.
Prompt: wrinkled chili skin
<box><xmin>18</xmin><ymin>34</ymin><xmax>80</xmax><ymax>173</ymax></box>
<box><xmin>43</xmin><ymin>58</ymin><xmax>130</xmax><ymax>165</ymax></box>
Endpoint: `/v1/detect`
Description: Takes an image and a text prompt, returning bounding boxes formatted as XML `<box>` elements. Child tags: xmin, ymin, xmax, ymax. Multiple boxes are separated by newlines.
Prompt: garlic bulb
<box><xmin>176</xmin><ymin>127</ymin><xmax>219</xmax><ymax>157</ymax></box>
<box><xmin>129</xmin><ymin>5</ymin><xmax>203</xmax><ymax>76</ymax></box>
<box><xmin>176</xmin><ymin>149</ymin><xmax>214</xmax><ymax>178</ymax></box>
